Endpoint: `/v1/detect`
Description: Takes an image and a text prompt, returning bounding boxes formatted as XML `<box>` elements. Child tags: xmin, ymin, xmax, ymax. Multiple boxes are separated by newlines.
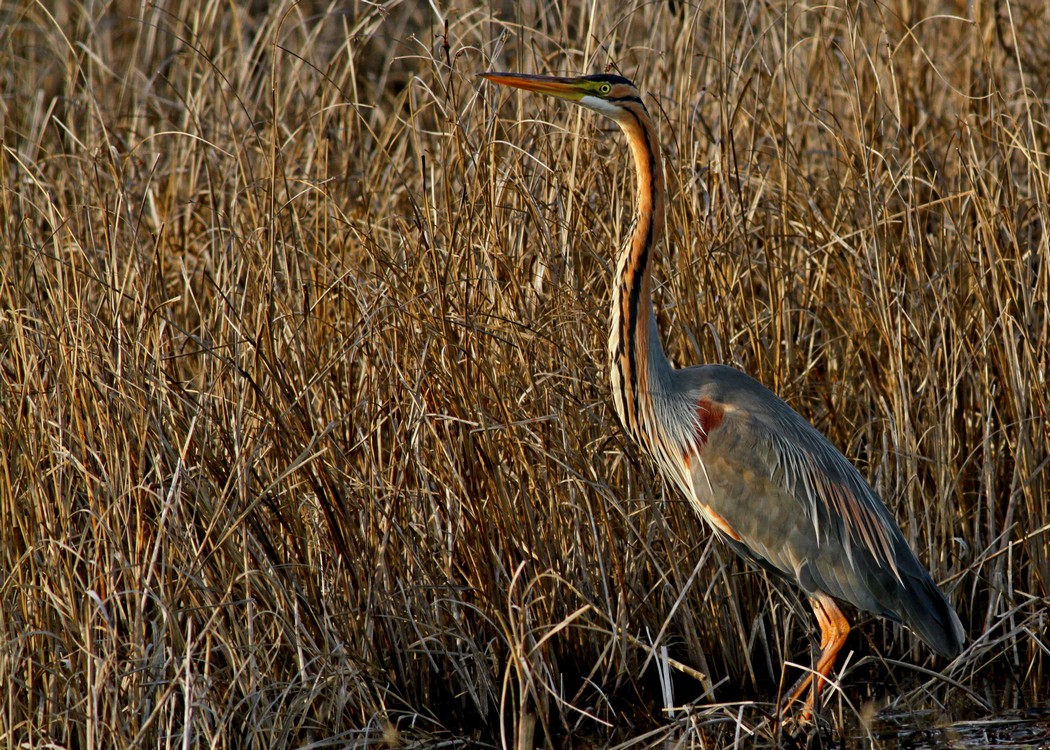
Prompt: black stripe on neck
<box><xmin>621</xmin><ymin>108</ymin><xmax>657</xmax><ymax>424</ymax></box>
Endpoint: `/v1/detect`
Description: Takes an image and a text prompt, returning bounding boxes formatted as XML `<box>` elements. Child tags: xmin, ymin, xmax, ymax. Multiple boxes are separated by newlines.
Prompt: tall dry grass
<box><xmin>1</xmin><ymin>0</ymin><xmax>1047</xmax><ymax>746</ymax></box>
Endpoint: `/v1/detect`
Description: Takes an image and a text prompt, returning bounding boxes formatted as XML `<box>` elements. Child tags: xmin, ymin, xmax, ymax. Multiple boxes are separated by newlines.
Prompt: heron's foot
<box><xmin>776</xmin><ymin>675</ymin><xmax>838</xmax><ymax>750</ymax></box>
<box><xmin>777</xmin><ymin>709</ymin><xmax>813</xmax><ymax>744</ymax></box>
<box><xmin>775</xmin><ymin>721</ymin><xmax>827</xmax><ymax>750</ymax></box>
<box><xmin>779</xmin><ymin>671</ymin><xmax>817</xmax><ymax>724</ymax></box>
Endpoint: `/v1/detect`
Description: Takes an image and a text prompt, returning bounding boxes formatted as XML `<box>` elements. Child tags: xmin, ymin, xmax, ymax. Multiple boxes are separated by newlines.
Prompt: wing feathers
<box><xmin>679</xmin><ymin>371</ymin><xmax>963</xmax><ymax>657</ymax></box>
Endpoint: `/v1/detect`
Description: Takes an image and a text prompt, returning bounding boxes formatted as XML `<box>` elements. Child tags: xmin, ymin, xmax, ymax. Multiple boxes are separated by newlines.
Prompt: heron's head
<box><xmin>478</xmin><ymin>72</ymin><xmax>643</xmax><ymax>123</ymax></box>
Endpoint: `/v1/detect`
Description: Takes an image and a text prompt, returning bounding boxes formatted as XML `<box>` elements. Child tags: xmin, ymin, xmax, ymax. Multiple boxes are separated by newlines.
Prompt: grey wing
<box><xmin>683</xmin><ymin>370</ymin><xmax>963</xmax><ymax>658</ymax></box>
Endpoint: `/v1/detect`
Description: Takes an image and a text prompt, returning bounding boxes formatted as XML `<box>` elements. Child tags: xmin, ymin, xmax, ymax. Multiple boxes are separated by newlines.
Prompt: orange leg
<box><xmin>781</xmin><ymin>593</ymin><xmax>851</xmax><ymax>722</ymax></box>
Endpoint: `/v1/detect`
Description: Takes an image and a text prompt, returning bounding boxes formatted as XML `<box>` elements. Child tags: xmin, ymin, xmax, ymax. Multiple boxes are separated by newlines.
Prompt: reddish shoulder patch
<box><xmin>695</xmin><ymin>398</ymin><xmax>725</xmax><ymax>447</ymax></box>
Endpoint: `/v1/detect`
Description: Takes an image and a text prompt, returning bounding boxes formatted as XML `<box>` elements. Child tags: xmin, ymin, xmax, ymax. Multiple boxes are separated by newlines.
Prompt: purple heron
<box><xmin>479</xmin><ymin>71</ymin><xmax>964</xmax><ymax>721</ymax></box>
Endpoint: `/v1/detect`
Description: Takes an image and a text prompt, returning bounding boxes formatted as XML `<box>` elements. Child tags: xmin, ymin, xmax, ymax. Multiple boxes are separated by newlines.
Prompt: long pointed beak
<box><xmin>478</xmin><ymin>72</ymin><xmax>585</xmax><ymax>102</ymax></box>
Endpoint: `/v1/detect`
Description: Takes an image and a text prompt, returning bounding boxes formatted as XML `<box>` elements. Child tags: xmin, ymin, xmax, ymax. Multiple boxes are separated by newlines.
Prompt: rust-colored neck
<box><xmin>607</xmin><ymin>101</ymin><xmax>670</xmax><ymax>447</ymax></box>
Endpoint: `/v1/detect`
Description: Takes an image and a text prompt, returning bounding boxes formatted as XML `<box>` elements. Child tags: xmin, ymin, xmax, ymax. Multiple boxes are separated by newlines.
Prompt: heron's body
<box><xmin>480</xmin><ymin>71</ymin><xmax>964</xmax><ymax>719</ymax></box>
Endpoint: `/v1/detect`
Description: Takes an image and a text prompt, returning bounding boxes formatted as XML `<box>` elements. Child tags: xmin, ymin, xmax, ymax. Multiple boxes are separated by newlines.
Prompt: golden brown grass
<box><xmin>1</xmin><ymin>0</ymin><xmax>1047</xmax><ymax>747</ymax></box>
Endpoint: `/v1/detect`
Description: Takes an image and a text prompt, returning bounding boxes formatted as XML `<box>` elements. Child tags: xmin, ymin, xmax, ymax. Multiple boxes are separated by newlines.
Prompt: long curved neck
<box><xmin>607</xmin><ymin>102</ymin><xmax>672</xmax><ymax>447</ymax></box>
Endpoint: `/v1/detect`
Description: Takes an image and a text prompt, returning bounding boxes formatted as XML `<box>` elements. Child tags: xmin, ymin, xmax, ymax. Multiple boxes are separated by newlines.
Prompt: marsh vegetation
<box><xmin>2</xmin><ymin>1</ymin><xmax>1048</xmax><ymax>746</ymax></box>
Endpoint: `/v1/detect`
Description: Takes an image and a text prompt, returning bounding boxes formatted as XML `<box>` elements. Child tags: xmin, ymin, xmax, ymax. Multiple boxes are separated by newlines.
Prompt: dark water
<box><xmin>654</xmin><ymin>683</ymin><xmax>1050</xmax><ymax>749</ymax></box>
<box><xmin>863</xmin><ymin>705</ymin><xmax>1050</xmax><ymax>749</ymax></box>
<box><xmin>839</xmin><ymin>679</ymin><xmax>1050</xmax><ymax>750</ymax></box>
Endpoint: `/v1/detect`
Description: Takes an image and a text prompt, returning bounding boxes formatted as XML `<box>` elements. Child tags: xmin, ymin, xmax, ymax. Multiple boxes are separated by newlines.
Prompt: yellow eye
<box><xmin>599</xmin><ymin>83</ymin><xmax>612</xmax><ymax>94</ymax></box>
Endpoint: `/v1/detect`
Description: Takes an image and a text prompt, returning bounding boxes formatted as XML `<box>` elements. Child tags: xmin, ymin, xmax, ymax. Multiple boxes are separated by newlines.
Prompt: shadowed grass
<box><xmin>1</xmin><ymin>0</ymin><xmax>1047</xmax><ymax>747</ymax></box>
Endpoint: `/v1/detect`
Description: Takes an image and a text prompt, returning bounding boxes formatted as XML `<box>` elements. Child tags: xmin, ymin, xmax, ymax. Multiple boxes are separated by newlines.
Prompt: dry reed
<box><xmin>1</xmin><ymin>0</ymin><xmax>1047</xmax><ymax>747</ymax></box>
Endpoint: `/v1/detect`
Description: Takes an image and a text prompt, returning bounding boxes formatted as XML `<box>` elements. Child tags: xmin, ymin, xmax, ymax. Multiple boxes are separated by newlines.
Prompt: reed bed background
<box><xmin>1</xmin><ymin>0</ymin><xmax>1047</xmax><ymax>747</ymax></box>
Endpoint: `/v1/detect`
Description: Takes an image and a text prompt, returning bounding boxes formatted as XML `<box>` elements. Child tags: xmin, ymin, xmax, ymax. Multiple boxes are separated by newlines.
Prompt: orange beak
<box><xmin>478</xmin><ymin>72</ymin><xmax>586</xmax><ymax>102</ymax></box>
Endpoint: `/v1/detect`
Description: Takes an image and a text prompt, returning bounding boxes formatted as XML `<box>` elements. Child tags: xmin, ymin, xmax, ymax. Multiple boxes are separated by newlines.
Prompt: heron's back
<box><xmin>674</xmin><ymin>364</ymin><xmax>964</xmax><ymax>658</ymax></box>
